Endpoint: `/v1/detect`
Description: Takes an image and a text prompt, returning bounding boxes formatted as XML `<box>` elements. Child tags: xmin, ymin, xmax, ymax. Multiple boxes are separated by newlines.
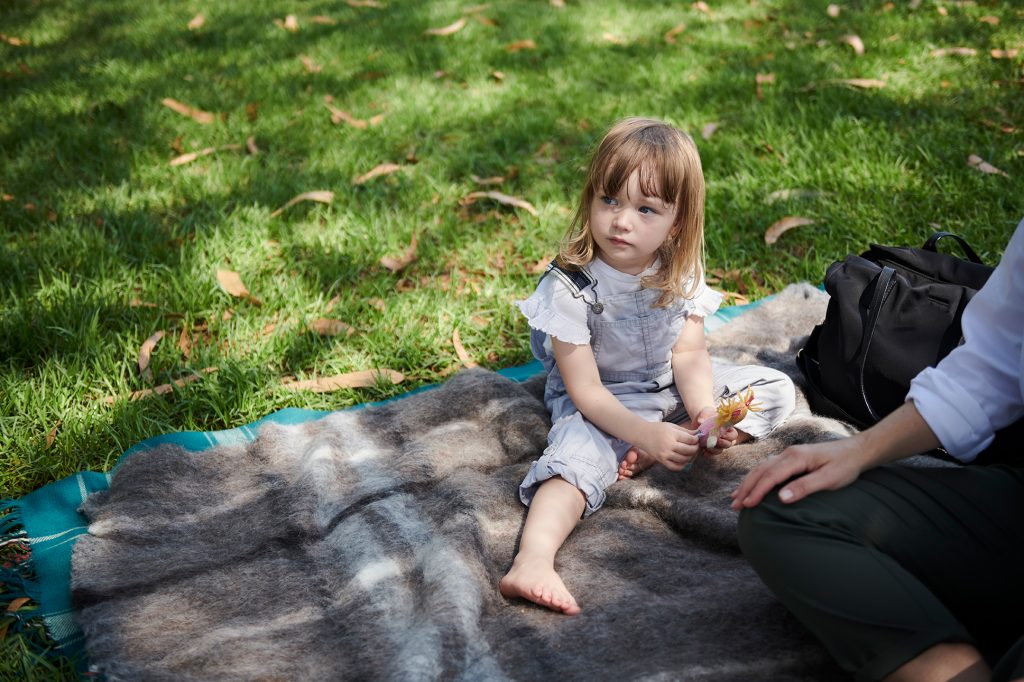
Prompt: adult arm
<box><xmin>551</xmin><ymin>338</ymin><xmax>699</xmax><ymax>470</ymax></box>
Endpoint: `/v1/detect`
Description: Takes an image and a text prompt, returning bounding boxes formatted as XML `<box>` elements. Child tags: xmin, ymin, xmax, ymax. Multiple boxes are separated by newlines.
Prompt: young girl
<box><xmin>499</xmin><ymin>117</ymin><xmax>796</xmax><ymax>615</ymax></box>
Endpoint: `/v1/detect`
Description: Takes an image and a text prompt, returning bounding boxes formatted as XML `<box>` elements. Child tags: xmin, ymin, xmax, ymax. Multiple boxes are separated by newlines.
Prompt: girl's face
<box><xmin>589</xmin><ymin>170</ymin><xmax>676</xmax><ymax>275</ymax></box>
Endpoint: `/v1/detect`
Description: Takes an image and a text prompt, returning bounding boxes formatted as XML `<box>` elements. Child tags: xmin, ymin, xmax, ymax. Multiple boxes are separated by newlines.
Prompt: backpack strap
<box><xmin>541</xmin><ymin>260</ymin><xmax>596</xmax><ymax>295</ymax></box>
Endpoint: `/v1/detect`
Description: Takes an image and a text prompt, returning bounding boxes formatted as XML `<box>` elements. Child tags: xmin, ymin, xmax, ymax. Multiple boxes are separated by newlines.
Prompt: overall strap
<box><xmin>540</xmin><ymin>260</ymin><xmax>596</xmax><ymax>295</ymax></box>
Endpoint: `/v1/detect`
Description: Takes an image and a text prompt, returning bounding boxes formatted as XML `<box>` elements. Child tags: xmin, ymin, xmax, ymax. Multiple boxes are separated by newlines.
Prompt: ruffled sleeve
<box><xmin>514</xmin><ymin>275</ymin><xmax>590</xmax><ymax>345</ymax></box>
<box><xmin>679</xmin><ymin>273</ymin><xmax>723</xmax><ymax>319</ymax></box>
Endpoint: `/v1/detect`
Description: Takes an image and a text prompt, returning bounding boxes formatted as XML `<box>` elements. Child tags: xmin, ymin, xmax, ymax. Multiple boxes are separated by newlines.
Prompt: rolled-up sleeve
<box><xmin>906</xmin><ymin>219</ymin><xmax>1024</xmax><ymax>462</ymax></box>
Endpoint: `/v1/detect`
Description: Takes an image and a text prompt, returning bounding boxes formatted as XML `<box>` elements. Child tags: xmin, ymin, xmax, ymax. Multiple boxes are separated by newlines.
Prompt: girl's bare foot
<box><xmin>617</xmin><ymin>447</ymin><xmax>656</xmax><ymax>480</ymax></box>
<box><xmin>499</xmin><ymin>554</ymin><xmax>581</xmax><ymax>615</ymax></box>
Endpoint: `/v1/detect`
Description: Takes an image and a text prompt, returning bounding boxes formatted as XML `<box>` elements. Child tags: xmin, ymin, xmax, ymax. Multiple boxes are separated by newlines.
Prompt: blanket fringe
<box><xmin>0</xmin><ymin>499</ymin><xmax>46</xmax><ymax>648</ymax></box>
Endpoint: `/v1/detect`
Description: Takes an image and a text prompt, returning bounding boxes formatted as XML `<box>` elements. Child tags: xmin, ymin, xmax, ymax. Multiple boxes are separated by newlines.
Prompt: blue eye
<box><xmin>639</xmin><ymin>206</ymin><xmax>656</xmax><ymax>215</ymax></box>
<box><xmin>601</xmin><ymin>195</ymin><xmax>617</xmax><ymax>206</ymax></box>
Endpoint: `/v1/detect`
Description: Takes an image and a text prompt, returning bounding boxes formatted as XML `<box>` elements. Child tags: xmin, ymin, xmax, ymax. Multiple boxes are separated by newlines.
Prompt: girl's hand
<box><xmin>729</xmin><ymin>438</ymin><xmax>867</xmax><ymax>510</ymax></box>
<box><xmin>636</xmin><ymin>422</ymin><xmax>700</xmax><ymax>471</ymax></box>
<box><xmin>704</xmin><ymin>426</ymin><xmax>738</xmax><ymax>455</ymax></box>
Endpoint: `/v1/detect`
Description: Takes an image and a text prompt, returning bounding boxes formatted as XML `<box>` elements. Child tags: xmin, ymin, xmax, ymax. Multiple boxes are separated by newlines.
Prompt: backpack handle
<box><xmin>922</xmin><ymin>232</ymin><xmax>984</xmax><ymax>264</ymax></box>
<box><xmin>857</xmin><ymin>266</ymin><xmax>897</xmax><ymax>423</ymax></box>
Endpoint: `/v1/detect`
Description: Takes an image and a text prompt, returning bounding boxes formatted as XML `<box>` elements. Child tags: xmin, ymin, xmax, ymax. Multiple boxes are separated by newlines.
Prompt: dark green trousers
<box><xmin>738</xmin><ymin>463</ymin><xmax>1024</xmax><ymax>682</ymax></box>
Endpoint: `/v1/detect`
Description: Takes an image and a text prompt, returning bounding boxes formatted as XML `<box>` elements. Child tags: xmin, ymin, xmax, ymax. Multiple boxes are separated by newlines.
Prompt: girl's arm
<box><xmin>670</xmin><ymin>315</ymin><xmax>716</xmax><ymax>428</ymax></box>
<box><xmin>552</xmin><ymin>338</ymin><xmax>699</xmax><ymax>471</ymax></box>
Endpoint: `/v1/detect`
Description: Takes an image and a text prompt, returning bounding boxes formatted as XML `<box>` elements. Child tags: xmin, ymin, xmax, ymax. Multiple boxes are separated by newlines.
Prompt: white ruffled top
<box><xmin>515</xmin><ymin>257</ymin><xmax>723</xmax><ymax>345</ymax></box>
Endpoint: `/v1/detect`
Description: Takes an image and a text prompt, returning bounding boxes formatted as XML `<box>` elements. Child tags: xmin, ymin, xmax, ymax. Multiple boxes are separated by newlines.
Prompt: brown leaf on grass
<box><xmin>326</xmin><ymin>104</ymin><xmax>366</xmax><ymax>128</ymax></box>
<box><xmin>281</xmin><ymin>369</ymin><xmax>404</xmax><ymax>392</ymax></box>
<box><xmin>930</xmin><ymin>47</ymin><xmax>977</xmax><ymax>57</ymax></box>
<box><xmin>506</xmin><ymin>39</ymin><xmax>537</xmax><ymax>52</ymax></box>
<box><xmin>839</xmin><ymin>34</ymin><xmax>865</xmax><ymax>55</ymax></box>
<box><xmin>425</xmin><ymin>18</ymin><xmax>466</xmax><ymax>36</ymax></box>
<box><xmin>300</xmin><ymin>55</ymin><xmax>322</xmax><ymax>73</ymax></box>
<box><xmin>308</xmin><ymin>318</ymin><xmax>355</xmax><ymax>336</ymax></box>
<box><xmin>805</xmin><ymin>78</ymin><xmax>886</xmax><ymax>91</ymax></box>
<box><xmin>719</xmin><ymin>290</ymin><xmax>750</xmax><ymax>306</ymax></box>
<box><xmin>246</xmin><ymin>102</ymin><xmax>260</xmax><ymax>121</ymax></box>
<box><xmin>967</xmin><ymin>154</ymin><xmax>1009</xmax><ymax>177</ymax></box>
<box><xmin>275</xmin><ymin>15</ymin><xmax>299</xmax><ymax>32</ymax></box>
<box><xmin>827</xmin><ymin>4</ymin><xmax>840</xmax><ymax>17</ymax></box>
<box><xmin>664</xmin><ymin>24</ymin><xmax>686</xmax><ymax>44</ymax></box>
<box><xmin>325</xmin><ymin>294</ymin><xmax>342</xmax><ymax>312</ymax></box>
<box><xmin>462</xmin><ymin>191</ymin><xmax>538</xmax><ymax>216</ymax></box>
<box><xmin>991</xmin><ymin>49</ymin><xmax>1020</xmax><ymax>59</ymax></box>
<box><xmin>692</xmin><ymin>1</ymin><xmax>711</xmax><ymax>14</ymax></box>
<box><xmin>550</xmin><ymin>0</ymin><xmax>565</xmax><ymax>6</ymax></box>
<box><xmin>765</xmin><ymin>188</ymin><xmax>828</xmax><ymax>203</ymax></box>
<box><xmin>216</xmin><ymin>269</ymin><xmax>263</xmax><ymax>305</ymax></box>
<box><xmin>169</xmin><ymin>143</ymin><xmax>242</xmax><ymax>167</ymax></box>
<box><xmin>490</xmin><ymin>70</ymin><xmax>505</xmax><ymax>82</ymax></box>
<box><xmin>452</xmin><ymin>329</ymin><xmax>479</xmax><ymax>368</ymax></box>
<box><xmin>978</xmin><ymin>15</ymin><xmax>999</xmax><ymax>25</ymax></box>
<box><xmin>178</xmin><ymin>326</ymin><xmax>192</xmax><ymax>359</ymax></box>
<box><xmin>161</xmin><ymin>98</ymin><xmax>217</xmax><ymax>124</ymax></box>
<box><xmin>6</xmin><ymin>597</ymin><xmax>32</xmax><ymax>612</ymax></box>
<box><xmin>106</xmin><ymin>368</ymin><xmax>218</xmax><ymax>405</ymax></box>
<box><xmin>2</xmin><ymin>194</ymin><xmax>13</xmax><ymax>201</ymax></box>
<box><xmin>346</xmin><ymin>0</ymin><xmax>382</xmax><ymax>7</ymax></box>
<box><xmin>603</xmin><ymin>32</ymin><xmax>626</xmax><ymax>45</ymax></box>
<box><xmin>46</xmin><ymin>420</ymin><xmax>62</xmax><ymax>449</ymax></box>
<box><xmin>353</xmin><ymin>163</ymin><xmax>401</xmax><ymax>185</ymax></box>
<box><xmin>936</xmin><ymin>5</ymin><xmax>947</xmax><ymax>15</ymax></box>
<box><xmin>530</xmin><ymin>257</ymin><xmax>553</xmax><ymax>274</ymax></box>
<box><xmin>312</xmin><ymin>15</ymin><xmax>337</xmax><ymax>24</ymax></box>
<box><xmin>270</xmin><ymin>190</ymin><xmax>335</xmax><ymax>218</ymax></box>
<box><xmin>187</xmin><ymin>13</ymin><xmax>205</xmax><ymax>30</ymax></box>
<box><xmin>981</xmin><ymin>119</ymin><xmax>1017</xmax><ymax>134</ymax></box>
<box><xmin>471</xmin><ymin>174</ymin><xmax>505</xmax><ymax>185</ymax></box>
<box><xmin>380</xmin><ymin>233</ymin><xmax>419</xmax><ymax>273</ymax></box>
<box><xmin>755</xmin><ymin>72</ymin><xmax>775</xmax><ymax>99</ymax></box>
<box><xmin>138</xmin><ymin>330</ymin><xmax>165</xmax><ymax>381</ymax></box>
<box><xmin>129</xmin><ymin>298</ymin><xmax>157</xmax><ymax>308</ymax></box>
<box><xmin>1</xmin><ymin>34</ymin><xmax>27</xmax><ymax>46</ymax></box>
<box><xmin>246</xmin><ymin>136</ymin><xmax>260</xmax><ymax>155</ymax></box>
<box><xmin>765</xmin><ymin>216</ymin><xmax>814</xmax><ymax>244</ymax></box>
<box><xmin>701</xmin><ymin>122</ymin><xmax>720</xmax><ymax>139</ymax></box>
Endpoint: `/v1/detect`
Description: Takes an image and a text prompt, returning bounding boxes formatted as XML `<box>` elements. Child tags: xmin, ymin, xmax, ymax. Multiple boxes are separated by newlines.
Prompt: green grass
<box><xmin>1</xmin><ymin>0</ymin><xmax>1022</xmax><ymax>676</ymax></box>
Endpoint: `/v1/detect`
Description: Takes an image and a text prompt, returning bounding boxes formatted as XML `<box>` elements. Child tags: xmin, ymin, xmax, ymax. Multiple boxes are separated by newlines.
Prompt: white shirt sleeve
<box><xmin>513</xmin><ymin>274</ymin><xmax>590</xmax><ymax>345</ymax></box>
<box><xmin>681</xmin><ymin>273</ymin><xmax>724</xmax><ymax>319</ymax></box>
<box><xmin>906</xmin><ymin>219</ymin><xmax>1024</xmax><ymax>462</ymax></box>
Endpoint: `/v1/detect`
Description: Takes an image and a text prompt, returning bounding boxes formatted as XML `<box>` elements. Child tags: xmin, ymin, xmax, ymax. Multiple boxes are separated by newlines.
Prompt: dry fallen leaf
<box><xmin>270</xmin><ymin>190</ymin><xmax>335</xmax><ymax>218</ymax></box>
<box><xmin>308</xmin><ymin>318</ymin><xmax>355</xmax><ymax>336</ymax></box>
<box><xmin>169</xmin><ymin>143</ymin><xmax>242</xmax><ymax>167</ymax></box>
<box><xmin>138</xmin><ymin>330</ymin><xmax>165</xmax><ymax>381</ymax></box>
<box><xmin>187</xmin><ymin>13</ymin><xmax>206</xmax><ymax>30</ymax></box>
<box><xmin>1</xmin><ymin>34</ymin><xmax>27</xmax><ymax>46</ymax></box>
<box><xmin>664</xmin><ymin>23</ymin><xmax>686</xmax><ymax>44</ymax></box>
<box><xmin>692</xmin><ymin>1</ymin><xmax>711</xmax><ymax>14</ymax></box>
<box><xmin>179</xmin><ymin>326</ymin><xmax>192</xmax><ymax>359</ymax></box>
<box><xmin>462</xmin><ymin>190</ymin><xmax>538</xmax><ymax>216</ymax></box>
<box><xmin>46</xmin><ymin>420</ymin><xmax>61</xmax><ymax>449</ymax></box>
<box><xmin>506</xmin><ymin>39</ymin><xmax>537</xmax><ymax>52</ymax></box>
<box><xmin>312</xmin><ymin>15</ymin><xmax>337</xmax><ymax>24</ymax></box>
<box><xmin>353</xmin><ymin>163</ymin><xmax>401</xmax><ymax>185</ymax></box>
<box><xmin>452</xmin><ymin>329</ymin><xmax>478</xmax><ymax>368</ymax></box>
<box><xmin>765</xmin><ymin>188</ymin><xmax>827</xmax><ymax>203</ymax></box>
<box><xmin>347</xmin><ymin>0</ymin><xmax>383</xmax><ymax>6</ymax></box>
<box><xmin>161</xmin><ymin>98</ymin><xmax>217</xmax><ymax>124</ymax></box>
<box><xmin>246</xmin><ymin>136</ymin><xmax>260</xmax><ymax>155</ymax></box>
<box><xmin>839</xmin><ymin>34</ymin><xmax>865</xmax><ymax>55</ymax></box>
<box><xmin>281</xmin><ymin>369</ymin><xmax>404</xmax><ymax>392</ymax></box>
<box><xmin>275</xmin><ymin>14</ymin><xmax>299</xmax><ymax>32</ymax></box>
<box><xmin>755</xmin><ymin>72</ymin><xmax>775</xmax><ymax>99</ymax></box>
<box><xmin>603</xmin><ymin>32</ymin><xmax>626</xmax><ymax>45</ymax></box>
<box><xmin>106</xmin><ymin>368</ymin><xmax>218</xmax><ymax>405</ymax></box>
<box><xmin>807</xmin><ymin>78</ymin><xmax>886</xmax><ymax>90</ymax></box>
<box><xmin>764</xmin><ymin>216</ymin><xmax>814</xmax><ymax>244</ymax></box>
<box><xmin>936</xmin><ymin>5</ymin><xmax>947</xmax><ymax>15</ymax></box>
<box><xmin>930</xmin><ymin>47</ymin><xmax>977</xmax><ymax>57</ymax></box>
<box><xmin>967</xmin><ymin>154</ymin><xmax>1009</xmax><ymax>177</ymax></box>
<box><xmin>425</xmin><ymin>17</ymin><xmax>466</xmax><ymax>36</ymax></box>
<box><xmin>216</xmin><ymin>269</ymin><xmax>263</xmax><ymax>305</ymax></box>
<box><xmin>991</xmin><ymin>49</ymin><xmax>1020</xmax><ymax>59</ymax></box>
<box><xmin>978</xmin><ymin>15</ymin><xmax>999</xmax><ymax>25</ymax></box>
<box><xmin>6</xmin><ymin>597</ymin><xmax>32</xmax><ymax>612</ymax></box>
<box><xmin>720</xmin><ymin>290</ymin><xmax>750</xmax><ymax>306</ymax></box>
<box><xmin>300</xmin><ymin>55</ymin><xmax>322</xmax><ymax>73</ymax></box>
<box><xmin>827</xmin><ymin>4</ymin><xmax>840</xmax><ymax>17</ymax></box>
<box><xmin>471</xmin><ymin>174</ymin><xmax>505</xmax><ymax>185</ymax></box>
<box><xmin>701</xmin><ymin>122</ymin><xmax>720</xmax><ymax>139</ymax></box>
<box><xmin>380</xmin><ymin>233</ymin><xmax>419</xmax><ymax>273</ymax></box>
<box><xmin>326</xmin><ymin>104</ymin><xmax>367</xmax><ymax>128</ymax></box>
<box><xmin>550</xmin><ymin>0</ymin><xmax>565</xmax><ymax>6</ymax></box>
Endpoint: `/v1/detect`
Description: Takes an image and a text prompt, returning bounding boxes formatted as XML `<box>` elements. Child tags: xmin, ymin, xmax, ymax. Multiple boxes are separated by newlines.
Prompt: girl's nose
<box><xmin>611</xmin><ymin>210</ymin><xmax>631</xmax><ymax>232</ymax></box>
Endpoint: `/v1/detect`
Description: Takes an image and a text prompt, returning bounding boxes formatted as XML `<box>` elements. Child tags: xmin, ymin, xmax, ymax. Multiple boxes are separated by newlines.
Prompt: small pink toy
<box><xmin>696</xmin><ymin>387</ymin><xmax>763</xmax><ymax>450</ymax></box>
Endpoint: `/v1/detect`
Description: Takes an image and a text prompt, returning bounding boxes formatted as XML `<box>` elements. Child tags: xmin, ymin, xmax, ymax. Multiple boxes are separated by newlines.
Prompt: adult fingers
<box><xmin>730</xmin><ymin>451</ymin><xmax>810</xmax><ymax>509</ymax></box>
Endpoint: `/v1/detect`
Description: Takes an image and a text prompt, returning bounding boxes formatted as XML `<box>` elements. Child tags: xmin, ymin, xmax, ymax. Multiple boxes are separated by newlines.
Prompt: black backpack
<box><xmin>797</xmin><ymin>232</ymin><xmax>993</xmax><ymax>429</ymax></box>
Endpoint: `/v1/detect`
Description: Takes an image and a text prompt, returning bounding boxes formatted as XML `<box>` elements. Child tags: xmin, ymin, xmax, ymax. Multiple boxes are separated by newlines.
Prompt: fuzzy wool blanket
<box><xmin>71</xmin><ymin>284</ymin><xmax>856</xmax><ymax>681</ymax></box>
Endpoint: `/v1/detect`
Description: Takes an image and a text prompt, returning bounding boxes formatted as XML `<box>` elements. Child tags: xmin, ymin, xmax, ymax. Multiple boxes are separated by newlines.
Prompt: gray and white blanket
<box><xmin>72</xmin><ymin>284</ymin><xmax>855</xmax><ymax>681</ymax></box>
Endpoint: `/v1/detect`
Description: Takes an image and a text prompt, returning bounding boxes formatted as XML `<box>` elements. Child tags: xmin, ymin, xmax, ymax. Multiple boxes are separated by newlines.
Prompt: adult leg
<box><xmin>738</xmin><ymin>464</ymin><xmax>1024</xmax><ymax>682</ymax></box>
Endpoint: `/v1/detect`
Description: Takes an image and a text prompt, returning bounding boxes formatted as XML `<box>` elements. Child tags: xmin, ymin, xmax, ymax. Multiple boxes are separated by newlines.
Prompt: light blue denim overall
<box><xmin>519</xmin><ymin>269</ymin><xmax>795</xmax><ymax>516</ymax></box>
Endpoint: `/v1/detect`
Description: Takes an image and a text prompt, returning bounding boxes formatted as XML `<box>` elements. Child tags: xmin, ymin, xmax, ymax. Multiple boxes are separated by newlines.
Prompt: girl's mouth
<box><xmin>608</xmin><ymin>237</ymin><xmax>630</xmax><ymax>246</ymax></box>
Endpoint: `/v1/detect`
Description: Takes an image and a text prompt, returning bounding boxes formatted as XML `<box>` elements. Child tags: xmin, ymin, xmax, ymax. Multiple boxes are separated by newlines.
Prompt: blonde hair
<box><xmin>557</xmin><ymin>117</ymin><xmax>706</xmax><ymax>307</ymax></box>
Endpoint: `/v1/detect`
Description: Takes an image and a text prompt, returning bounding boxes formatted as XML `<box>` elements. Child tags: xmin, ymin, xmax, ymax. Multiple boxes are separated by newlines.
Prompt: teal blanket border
<box><xmin>0</xmin><ymin>297</ymin><xmax>762</xmax><ymax>664</ymax></box>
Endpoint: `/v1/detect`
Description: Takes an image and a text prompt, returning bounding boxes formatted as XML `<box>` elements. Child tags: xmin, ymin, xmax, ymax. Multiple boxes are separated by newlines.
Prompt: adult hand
<box><xmin>729</xmin><ymin>437</ymin><xmax>868</xmax><ymax>510</ymax></box>
<box><xmin>636</xmin><ymin>421</ymin><xmax>699</xmax><ymax>471</ymax></box>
